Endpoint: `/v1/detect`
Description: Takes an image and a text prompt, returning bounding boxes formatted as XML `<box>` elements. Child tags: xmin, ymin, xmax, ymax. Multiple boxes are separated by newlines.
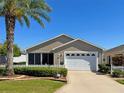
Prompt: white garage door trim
<box><xmin>64</xmin><ymin>51</ymin><xmax>98</xmax><ymax>71</ymax></box>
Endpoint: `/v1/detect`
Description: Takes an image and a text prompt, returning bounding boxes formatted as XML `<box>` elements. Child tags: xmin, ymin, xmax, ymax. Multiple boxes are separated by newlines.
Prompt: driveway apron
<box><xmin>55</xmin><ymin>71</ymin><xmax>124</xmax><ymax>93</ymax></box>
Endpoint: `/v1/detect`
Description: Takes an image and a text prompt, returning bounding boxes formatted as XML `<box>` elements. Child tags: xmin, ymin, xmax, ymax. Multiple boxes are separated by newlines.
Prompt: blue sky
<box><xmin>0</xmin><ymin>0</ymin><xmax>124</xmax><ymax>50</ymax></box>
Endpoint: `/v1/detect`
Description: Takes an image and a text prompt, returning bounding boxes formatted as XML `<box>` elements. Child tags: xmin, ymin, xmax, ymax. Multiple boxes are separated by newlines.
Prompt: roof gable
<box><xmin>26</xmin><ymin>34</ymin><xmax>74</xmax><ymax>51</ymax></box>
<box><xmin>52</xmin><ymin>39</ymin><xmax>104</xmax><ymax>51</ymax></box>
<box><xmin>105</xmin><ymin>45</ymin><xmax>124</xmax><ymax>54</ymax></box>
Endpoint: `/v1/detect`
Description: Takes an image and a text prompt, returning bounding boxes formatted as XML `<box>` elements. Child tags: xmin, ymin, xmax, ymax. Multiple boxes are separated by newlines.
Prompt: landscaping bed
<box><xmin>0</xmin><ymin>79</ymin><xmax>65</xmax><ymax>93</ymax></box>
<box><xmin>98</xmin><ymin>64</ymin><xmax>124</xmax><ymax>78</ymax></box>
<box><xmin>0</xmin><ymin>67</ymin><xmax>67</xmax><ymax>77</ymax></box>
<box><xmin>116</xmin><ymin>80</ymin><xmax>124</xmax><ymax>85</ymax></box>
<box><xmin>0</xmin><ymin>75</ymin><xmax>67</xmax><ymax>82</ymax></box>
<box><xmin>112</xmin><ymin>69</ymin><xmax>124</xmax><ymax>78</ymax></box>
<box><xmin>98</xmin><ymin>64</ymin><xmax>124</xmax><ymax>85</ymax></box>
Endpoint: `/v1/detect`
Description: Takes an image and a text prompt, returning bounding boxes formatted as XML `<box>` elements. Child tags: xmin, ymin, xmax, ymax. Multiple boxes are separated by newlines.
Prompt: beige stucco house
<box><xmin>26</xmin><ymin>34</ymin><xmax>104</xmax><ymax>71</ymax></box>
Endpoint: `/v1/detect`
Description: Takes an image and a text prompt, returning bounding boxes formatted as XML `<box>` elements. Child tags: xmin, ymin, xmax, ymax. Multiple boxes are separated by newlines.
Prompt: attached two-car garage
<box><xmin>64</xmin><ymin>51</ymin><xmax>98</xmax><ymax>71</ymax></box>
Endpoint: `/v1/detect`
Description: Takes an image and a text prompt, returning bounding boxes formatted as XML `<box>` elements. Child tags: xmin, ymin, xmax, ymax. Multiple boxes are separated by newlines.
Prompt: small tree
<box><xmin>0</xmin><ymin>42</ymin><xmax>21</xmax><ymax>57</ymax></box>
<box><xmin>13</xmin><ymin>44</ymin><xmax>21</xmax><ymax>57</ymax></box>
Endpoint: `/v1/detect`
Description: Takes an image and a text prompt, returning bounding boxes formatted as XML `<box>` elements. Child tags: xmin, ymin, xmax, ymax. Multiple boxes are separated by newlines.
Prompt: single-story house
<box><xmin>26</xmin><ymin>34</ymin><xmax>104</xmax><ymax>71</ymax></box>
<box><xmin>104</xmin><ymin>45</ymin><xmax>124</xmax><ymax>65</ymax></box>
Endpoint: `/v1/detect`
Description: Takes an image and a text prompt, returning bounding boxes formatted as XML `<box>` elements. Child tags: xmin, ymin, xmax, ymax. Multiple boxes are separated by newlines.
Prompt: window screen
<box><xmin>35</xmin><ymin>53</ymin><xmax>41</xmax><ymax>65</ymax></box>
<box><xmin>28</xmin><ymin>53</ymin><xmax>34</xmax><ymax>65</ymax></box>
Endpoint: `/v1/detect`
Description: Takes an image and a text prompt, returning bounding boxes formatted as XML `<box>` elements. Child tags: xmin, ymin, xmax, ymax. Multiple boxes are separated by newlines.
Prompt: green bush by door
<box><xmin>98</xmin><ymin>64</ymin><xmax>110</xmax><ymax>74</ymax></box>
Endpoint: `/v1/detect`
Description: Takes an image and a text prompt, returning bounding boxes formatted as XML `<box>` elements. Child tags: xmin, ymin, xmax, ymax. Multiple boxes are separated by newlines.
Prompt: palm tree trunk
<box><xmin>5</xmin><ymin>15</ymin><xmax>15</xmax><ymax>76</ymax></box>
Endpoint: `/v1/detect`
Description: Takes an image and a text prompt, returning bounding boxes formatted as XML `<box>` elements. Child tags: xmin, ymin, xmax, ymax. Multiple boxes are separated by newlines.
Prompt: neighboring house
<box><xmin>13</xmin><ymin>50</ymin><xmax>26</xmax><ymax>64</ymax></box>
<box><xmin>0</xmin><ymin>54</ymin><xmax>26</xmax><ymax>65</ymax></box>
<box><xmin>104</xmin><ymin>45</ymin><xmax>124</xmax><ymax>64</ymax></box>
<box><xmin>13</xmin><ymin>54</ymin><xmax>26</xmax><ymax>64</ymax></box>
<box><xmin>26</xmin><ymin>34</ymin><xmax>104</xmax><ymax>71</ymax></box>
<box><xmin>0</xmin><ymin>48</ymin><xmax>26</xmax><ymax>65</ymax></box>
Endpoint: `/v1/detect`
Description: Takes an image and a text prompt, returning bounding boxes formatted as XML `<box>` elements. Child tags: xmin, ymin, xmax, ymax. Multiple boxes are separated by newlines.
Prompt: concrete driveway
<box><xmin>55</xmin><ymin>71</ymin><xmax>124</xmax><ymax>93</ymax></box>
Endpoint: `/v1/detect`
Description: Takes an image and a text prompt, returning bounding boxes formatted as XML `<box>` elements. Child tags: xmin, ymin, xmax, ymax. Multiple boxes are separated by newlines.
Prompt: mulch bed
<box><xmin>0</xmin><ymin>75</ymin><xmax>67</xmax><ymax>82</ymax></box>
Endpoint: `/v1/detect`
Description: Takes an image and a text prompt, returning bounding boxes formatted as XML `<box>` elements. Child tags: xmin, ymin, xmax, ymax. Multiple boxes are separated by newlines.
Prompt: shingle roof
<box><xmin>105</xmin><ymin>44</ymin><xmax>124</xmax><ymax>54</ymax></box>
<box><xmin>26</xmin><ymin>34</ymin><xmax>74</xmax><ymax>51</ymax></box>
<box><xmin>52</xmin><ymin>39</ymin><xmax>104</xmax><ymax>51</ymax></box>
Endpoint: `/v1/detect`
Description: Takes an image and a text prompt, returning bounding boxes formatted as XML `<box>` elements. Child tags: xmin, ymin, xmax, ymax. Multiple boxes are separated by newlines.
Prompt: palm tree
<box><xmin>0</xmin><ymin>0</ymin><xmax>51</xmax><ymax>76</ymax></box>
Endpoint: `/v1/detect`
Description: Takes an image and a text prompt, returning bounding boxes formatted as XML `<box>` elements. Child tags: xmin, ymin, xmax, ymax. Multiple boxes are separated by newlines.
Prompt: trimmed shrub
<box><xmin>98</xmin><ymin>64</ymin><xmax>110</xmax><ymax>74</ymax></box>
<box><xmin>14</xmin><ymin>67</ymin><xmax>67</xmax><ymax>77</ymax></box>
<box><xmin>0</xmin><ymin>68</ymin><xmax>6</xmax><ymax>75</ymax></box>
<box><xmin>112</xmin><ymin>69</ymin><xmax>123</xmax><ymax>77</ymax></box>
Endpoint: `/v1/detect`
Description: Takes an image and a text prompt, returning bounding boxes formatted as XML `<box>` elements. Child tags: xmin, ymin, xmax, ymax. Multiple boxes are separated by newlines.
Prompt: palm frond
<box><xmin>28</xmin><ymin>9</ymin><xmax>50</xmax><ymax>22</ymax></box>
<box><xmin>30</xmin><ymin>0</ymin><xmax>52</xmax><ymax>12</ymax></box>
<box><xmin>0</xmin><ymin>0</ymin><xmax>5</xmax><ymax>15</ymax></box>
<box><xmin>23</xmin><ymin>15</ymin><xmax>30</xmax><ymax>27</ymax></box>
<box><xmin>0</xmin><ymin>0</ymin><xmax>51</xmax><ymax>28</ymax></box>
<box><xmin>31</xmin><ymin>14</ymin><xmax>45</xmax><ymax>28</ymax></box>
<box><xmin>16</xmin><ymin>16</ymin><xmax>23</xmax><ymax>26</ymax></box>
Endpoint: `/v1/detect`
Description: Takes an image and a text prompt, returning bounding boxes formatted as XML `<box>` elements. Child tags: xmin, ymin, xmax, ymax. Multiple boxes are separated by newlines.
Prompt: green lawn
<box><xmin>0</xmin><ymin>80</ymin><xmax>65</xmax><ymax>93</ymax></box>
<box><xmin>116</xmin><ymin>80</ymin><xmax>124</xmax><ymax>85</ymax></box>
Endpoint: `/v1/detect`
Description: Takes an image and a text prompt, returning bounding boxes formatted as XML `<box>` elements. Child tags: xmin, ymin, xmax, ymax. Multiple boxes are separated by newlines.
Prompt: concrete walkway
<box><xmin>55</xmin><ymin>71</ymin><xmax>124</xmax><ymax>93</ymax></box>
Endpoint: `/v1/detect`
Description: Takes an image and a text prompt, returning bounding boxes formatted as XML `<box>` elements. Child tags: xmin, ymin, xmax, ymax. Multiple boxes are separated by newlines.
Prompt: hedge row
<box><xmin>0</xmin><ymin>67</ymin><xmax>68</xmax><ymax>77</ymax></box>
